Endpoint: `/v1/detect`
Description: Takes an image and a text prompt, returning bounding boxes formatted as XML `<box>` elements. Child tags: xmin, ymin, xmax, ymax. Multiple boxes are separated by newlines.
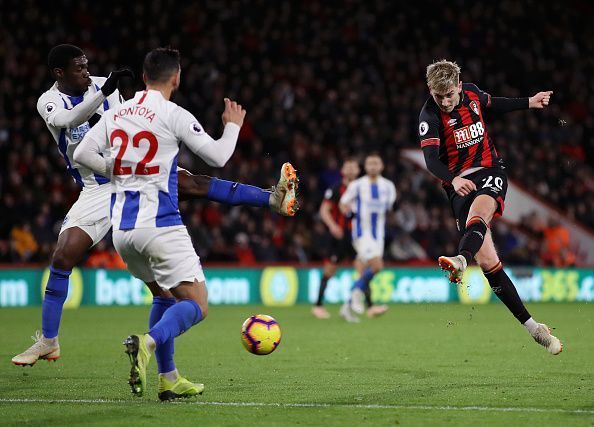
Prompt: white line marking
<box><xmin>0</xmin><ymin>399</ymin><xmax>592</xmax><ymax>415</ymax></box>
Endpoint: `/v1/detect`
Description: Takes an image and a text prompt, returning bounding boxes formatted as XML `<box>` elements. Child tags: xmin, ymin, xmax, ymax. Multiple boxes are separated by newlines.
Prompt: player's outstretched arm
<box><xmin>488</xmin><ymin>91</ymin><xmax>552</xmax><ymax>113</ymax></box>
<box><xmin>528</xmin><ymin>91</ymin><xmax>553</xmax><ymax>109</ymax></box>
<box><xmin>175</xmin><ymin>98</ymin><xmax>246</xmax><ymax>168</ymax></box>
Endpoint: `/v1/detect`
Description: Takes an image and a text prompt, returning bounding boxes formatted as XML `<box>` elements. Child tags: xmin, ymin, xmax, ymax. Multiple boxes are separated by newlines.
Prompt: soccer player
<box><xmin>11</xmin><ymin>44</ymin><xmax>297</xmax><ymax>369</ymax></box>
<box><xmin>313</xmin><ymin>158</ymin><xmax>360</xmax><ymax>319</ymax></box>
<box><xmin>338</xmin><ymin>153</ymin><xmax>396</xmax><ymax>323</ymax></box>
<box><xmin>418</xmin><ymin>59</ymin><xmax>562</xmax><ymax>355</ymax></box>
<box><xmin>73</xmin><ymin>47</ymin><xmax>254</xmax><ymax>399</ymax></box>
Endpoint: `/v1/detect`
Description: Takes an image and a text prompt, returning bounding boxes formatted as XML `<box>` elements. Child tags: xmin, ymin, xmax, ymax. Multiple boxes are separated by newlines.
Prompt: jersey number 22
<box><xmin>110</xmin><ymin>129</ymin><xmax>160</xmax><ymax>176</ymax></box>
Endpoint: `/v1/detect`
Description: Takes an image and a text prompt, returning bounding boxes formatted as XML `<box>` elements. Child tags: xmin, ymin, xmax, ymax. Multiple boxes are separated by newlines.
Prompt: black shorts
<box><xmin>445</xmin><ymin>168</ymin><xmax>508</xmax><ymax>235</ymax></box>
<box><xmin>326</xmin><ymin>234</ymin><xmax>355</xmax><ymax>264</ymax></box>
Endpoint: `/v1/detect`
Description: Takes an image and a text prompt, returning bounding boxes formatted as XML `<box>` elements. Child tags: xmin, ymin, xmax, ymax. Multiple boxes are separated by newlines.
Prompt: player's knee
<box><xmin>475</xmin><ymin>250</ymin><xmax>499</xmax><ymax>270</ymax></box>
<box><xmin>51</xmin><ymin>247</ymin><xmax>76</xmax><ymax>271</ymax></box>
<box><xmin>465</xmin><ymin>213</ymin><xmax>489</xmax><ymax>228</ymax></box>
<box><xmin>198</xmin><ymin>302</ymin><xmax>208</xmax><ymax>320</ymax></box>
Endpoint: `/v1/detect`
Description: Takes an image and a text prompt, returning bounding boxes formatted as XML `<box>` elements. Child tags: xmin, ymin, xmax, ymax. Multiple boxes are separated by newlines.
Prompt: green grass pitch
<box><xmin>1</xmin><ymin>303</ymin><xmax>593</xmax><ymax>426</ymax></box>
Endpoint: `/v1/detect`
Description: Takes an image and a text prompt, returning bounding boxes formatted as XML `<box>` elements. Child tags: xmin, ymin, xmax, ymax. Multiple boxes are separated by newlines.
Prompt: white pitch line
<box><xmin>0</xmin><ymin>399</ymin><xmax>593</xmax><ymax>415</ymax></box>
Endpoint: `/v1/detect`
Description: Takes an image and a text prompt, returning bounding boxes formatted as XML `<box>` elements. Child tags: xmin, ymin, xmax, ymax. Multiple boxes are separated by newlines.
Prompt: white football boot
<box><xmin>12</xmin><ymin>331</ymin><xmax>60</xmax><ymax>366</ymax></box>
<box><xmin>339</xmin><ymin>302</ymin><xmax>360</xmax><ymax>323</ymax></box>
<box><xmin>351</xmin><ymin>288</ymin><xmax>366</xmax><ymax>315</ymax></box>
<box><xmin>531</xmin><ymin>323</ymin><xmax>563</xmax><ymax>355</ymax></box>
<box><xmin>269</xmin><ymin>162</ymin><xmax>299</xmax><ymax>216</ymax></box>
<box><xmin>438</xmin><ymin>255</ymin><xmax>467</xmax><ymax>284</ymax></box>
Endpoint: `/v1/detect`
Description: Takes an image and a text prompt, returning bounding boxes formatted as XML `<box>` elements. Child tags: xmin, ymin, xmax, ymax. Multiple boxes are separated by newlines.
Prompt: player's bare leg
<box><xmin>313</xmin><ymin>261</ymin><xmax>336</xmax><ymax>319</ymax></box>
<box><xmin>476</xmin><ymin>231</ymin><xmax>562</xmax><ymax>355</ymax></box>
<box><xmin>363</xmin><ymin>257</ymin><xmax>388</xmax><ymax>318</ymax></box>
<box><xmin>124</xmin><ymin>279</ymin><xmax>208</xmax><ymax>397</ymax></box>
<box><xmin>12</xmin><ymin>227</ymin><xmax>93</xmax><ymax>366</ymax></box>
<box><xmin>177</xmin><ymin>162</ymin><xmax>298</xmax><ymax>216</ymax></box>
<box><xmin>439</xmin><ymin>195</ymin><xmax>496</xmax><ymax>283</ymax></box>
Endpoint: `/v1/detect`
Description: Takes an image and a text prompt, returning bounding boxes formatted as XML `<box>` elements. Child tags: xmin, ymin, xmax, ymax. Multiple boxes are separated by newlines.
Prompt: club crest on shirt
<box><xmin>45</xmin><ymin>102</ymin><xmax>56</xmax><ymax>114</ymax></box>
<box><xmin>469</xmin><ymin>101</ymin><xmax>480</xmax><ymax>115</ymax></box>
<box><xmin>190</xmin><ymin>122</ymin><xmax>203</xmax><ymax>135</ymax></box>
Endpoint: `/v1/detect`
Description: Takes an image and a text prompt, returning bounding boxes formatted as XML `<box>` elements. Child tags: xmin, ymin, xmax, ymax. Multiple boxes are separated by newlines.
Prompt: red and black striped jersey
<box><xmin>418</xmin><ymin>83</ymin><xmax>503</xmax><ymax>176</ymax></box>
<box><xmin>322</xmin><ymin>182</ymin><xmax>349</xmax><ymax>230</ymax></box>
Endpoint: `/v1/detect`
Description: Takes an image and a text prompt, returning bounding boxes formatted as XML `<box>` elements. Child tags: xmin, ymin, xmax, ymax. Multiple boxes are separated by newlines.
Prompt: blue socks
<box><xmin>352</xmin><ymin>268</ymin><xmax>375</xmax><ymax>292</ymax></box>
<box><xmin>207</xmin><ymin>178</ymin><xmax>270</xmax><ymax>207</ymax></box>
<box><xmin>148</xmin><ymin>299</ymin><xmax>203</xmax><ymax>347</ymax></box>
<box><xmin>149</xmin><ymin>297</ymin><xmax>177</xmax><ymax>373</ymax></box>
<box><xmin>41</xmin><ymin>265</ymin><xmax>71</xmax><ymax>339</ymax></box>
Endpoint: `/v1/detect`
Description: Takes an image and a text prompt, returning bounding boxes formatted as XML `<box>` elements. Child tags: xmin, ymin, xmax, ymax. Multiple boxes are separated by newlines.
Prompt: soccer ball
<box><xmin>240</xmin><ymin>314</ymin><xmax>281</xmax><ymax>355</ymax></box>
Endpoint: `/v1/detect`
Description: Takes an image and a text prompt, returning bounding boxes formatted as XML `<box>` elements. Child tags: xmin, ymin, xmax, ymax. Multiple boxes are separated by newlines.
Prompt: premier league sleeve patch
<box><xmin>190</xmin><ymin>122</ymin><xmax>204</xmax><ymax>135</ymax></box>
<box><xmin>419</xmin><ymin>121</ymin><xmax>429</xmax><ymax>136</ymax></box>
<box><xmin>45</xmin><ymin>102</ymin><xmax>57</xmax><ymax>115</ymax></box>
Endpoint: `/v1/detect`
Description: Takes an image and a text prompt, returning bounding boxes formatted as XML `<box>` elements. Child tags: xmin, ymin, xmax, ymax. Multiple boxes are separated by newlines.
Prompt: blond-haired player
<box><xmin>418</xmin><ymin>59</ymin><xmax>561</xmax><ymax>355</ymax></box>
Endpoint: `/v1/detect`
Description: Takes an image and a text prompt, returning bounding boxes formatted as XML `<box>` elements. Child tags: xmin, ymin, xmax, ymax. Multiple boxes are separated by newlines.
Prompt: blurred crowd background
<box><xmin>1</xmin><ymin>0</ymin><xmax>591</xmax><ymax>267</ymax></box>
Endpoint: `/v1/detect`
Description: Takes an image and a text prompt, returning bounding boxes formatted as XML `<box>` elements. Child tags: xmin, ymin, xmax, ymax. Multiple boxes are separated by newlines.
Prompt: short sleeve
<box><xmin>418</xmin><ymin>105</ymin><xmax>441</xmax><ymax>148</ymax></box>
<box><xmin>323</xmin><ymin>187</ymin><xmax>334</xmax><ymax>200</ymax></box>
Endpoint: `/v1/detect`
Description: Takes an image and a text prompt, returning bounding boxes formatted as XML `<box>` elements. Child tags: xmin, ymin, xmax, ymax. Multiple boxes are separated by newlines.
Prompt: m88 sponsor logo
<box><xmin>454</xmin><ymin>122</ymin><xmax>484</xmax><ymax>148</ymax></box>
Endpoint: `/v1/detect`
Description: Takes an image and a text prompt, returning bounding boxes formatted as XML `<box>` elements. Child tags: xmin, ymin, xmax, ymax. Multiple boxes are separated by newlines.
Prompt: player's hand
<box><xmin>222</xmin><ymin>98</ymin><xmax>246</xmax><ymax>127</ymax></box>
<box><xmin>101</xmin><ymin>68</ymin><xmax>135</xmax><ymax>96</ymax></box>
<box><xmin>452</xmin><ymin>176</ymin><xmax>477</xmax><ymax>197</ymax></box>
<box><xmin>329</xmin><ymin>224</ymin><xmax>344</xmax><ymax>239</ymax></box>
<box><xmin>529</xmin><ymin>91</ymin><xmax>553</xmax><ymax>109</ymax></box>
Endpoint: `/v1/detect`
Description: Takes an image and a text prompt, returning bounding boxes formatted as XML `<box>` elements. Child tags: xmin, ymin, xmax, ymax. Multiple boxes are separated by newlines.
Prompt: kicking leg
<box><xmin>476</xmin><ymin>231</ymin><xmax>562</xmax><ymax>355</ymax></box>
<box><xmin>439</xmin><ymin>195</ymin><xmax>495</xmax><ymax>283</ymax></box>
<box><xmin>177</xmin><ymin>163</ymin><xmax>298</xmax><ymax>216</ymax></box>
<box><xmin>12</xmin><ymin>227</ymin><xmax>93</xmax><ymax>366</ymax></box>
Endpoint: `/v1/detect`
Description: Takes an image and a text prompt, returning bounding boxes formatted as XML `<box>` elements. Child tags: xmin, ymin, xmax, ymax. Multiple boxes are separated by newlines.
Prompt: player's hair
<box><xmin>48</xmin><ymin>44</ymin><xmax>85</xmax><ymax>70</ymax></box>
<box><xmin>143</xmin><ymin>48</ymin><xmax>181</xmax><ymax>83</ymax></box>
<box><xmin>365</xmin><ymin>151</ymin><xmax>382</xmax><ymax>160</ymax></box>
<box><xmin>426</xmin><ymin>59</ymin><xmax>461</xmax><ymax>93</ymax></box>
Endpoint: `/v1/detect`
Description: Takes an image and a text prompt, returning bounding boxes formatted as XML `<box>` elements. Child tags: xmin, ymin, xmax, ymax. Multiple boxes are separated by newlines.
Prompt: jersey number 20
<box><xmin>110</xmin><ymin>129</ymin><xmax>160</xmax><ymax>176</ymax></box>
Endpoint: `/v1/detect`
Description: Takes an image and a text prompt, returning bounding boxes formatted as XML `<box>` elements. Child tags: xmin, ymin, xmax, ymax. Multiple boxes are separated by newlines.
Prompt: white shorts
<box><xmin>60</xmin><ymin>184</ymin><xmax>112</xmax><ymax>246</ymax></box>
<box><xmin>112</xmin><ymin>226</ymin><xmax>205</xmax><ymax>290</ymax></box>
<box><xmin>353</xmin><ymin>236</ymin><xmax>384</xmax><ymax>262</ymax></box>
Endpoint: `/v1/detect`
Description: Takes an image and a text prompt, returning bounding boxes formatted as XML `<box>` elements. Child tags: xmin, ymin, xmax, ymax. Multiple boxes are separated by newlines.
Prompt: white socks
<box><xmin>523</xmin><ymin>317</ymin><xmax>539</xmax><ymax>335</ymax></box>
<box><xmin>159</xmin><ymin>369</ymin><xmax>179</xmax><ymax>382</ymax></box>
